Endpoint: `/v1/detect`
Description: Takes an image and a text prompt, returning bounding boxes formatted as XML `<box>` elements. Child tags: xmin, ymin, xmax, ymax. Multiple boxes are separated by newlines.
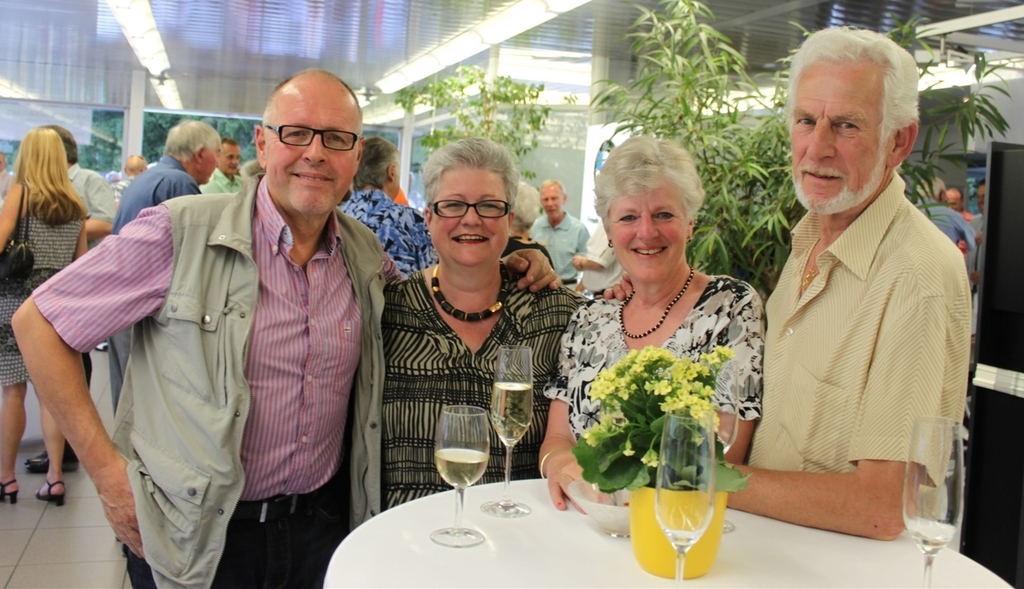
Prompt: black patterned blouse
<box><xmin>543</xmin><ymin>276</ymin><xmax>765</xmax><ymax>439</ymax></box>
<box><xmin>381</xmin><ymin>272</ymin><xmax>583</xmax><ymax>509</ymax></box>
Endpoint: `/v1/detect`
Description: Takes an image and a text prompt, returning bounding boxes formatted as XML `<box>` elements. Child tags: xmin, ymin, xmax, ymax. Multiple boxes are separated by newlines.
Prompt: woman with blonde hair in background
<box><xmin>0</xmin><ymin>127</ymin><xmax>88</xmax><ymax>507</ymax></box>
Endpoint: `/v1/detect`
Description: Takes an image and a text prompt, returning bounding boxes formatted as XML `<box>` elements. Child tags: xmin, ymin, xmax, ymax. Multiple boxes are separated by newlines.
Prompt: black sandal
<box><xmin>0</xmin><ymin>479</ymin><xmax>17</xmax><ymax>504</ymax></box>
<box><xmin>36</xmin><ymin>480</ymin><xmax>65</xmax><ymax>507</ymax></box>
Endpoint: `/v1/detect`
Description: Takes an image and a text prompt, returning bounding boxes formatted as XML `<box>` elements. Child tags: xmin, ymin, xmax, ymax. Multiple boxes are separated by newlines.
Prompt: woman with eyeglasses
<box><xmin>379</xmin><ymin>137</ymin><xmax>583</xmax><ymax>509</ymax></box>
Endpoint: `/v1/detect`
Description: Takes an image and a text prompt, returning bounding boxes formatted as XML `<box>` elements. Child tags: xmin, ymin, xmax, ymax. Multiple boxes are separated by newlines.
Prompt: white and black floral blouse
<box><xmin>543</xmin><ymin>276</ymin><xmax>766</xmax><ymax>439</ymax></box>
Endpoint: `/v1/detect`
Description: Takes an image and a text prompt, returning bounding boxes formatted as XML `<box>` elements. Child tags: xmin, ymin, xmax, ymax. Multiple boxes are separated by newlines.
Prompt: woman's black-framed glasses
<box><xmin>264</xmin><ymin>124</ymin><xmax>360</xmax><ymax>151</ymax></box>
<box><xmin>431</xmin><ymin>200</ymin><xmax>511</xmax><ymax>218</ymax></box>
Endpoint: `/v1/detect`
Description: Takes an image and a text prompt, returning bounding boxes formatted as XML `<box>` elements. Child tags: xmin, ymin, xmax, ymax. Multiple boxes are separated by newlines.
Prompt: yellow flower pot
<box><xmin>629</xmin><ymin>487</ymin><xmax>728</xmax><ymax>579</ymax></box>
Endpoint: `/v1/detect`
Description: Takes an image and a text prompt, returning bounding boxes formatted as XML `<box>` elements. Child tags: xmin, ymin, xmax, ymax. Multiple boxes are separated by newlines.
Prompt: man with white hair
<box><xmin>729</xmin><ymin>27</ymin><xmax>971</xmax><ymax>539</ymax></box>
<box><xmin>113</xmin><ymin>120</ymin><xmax>221</xmax><ymax>232</ymax></box>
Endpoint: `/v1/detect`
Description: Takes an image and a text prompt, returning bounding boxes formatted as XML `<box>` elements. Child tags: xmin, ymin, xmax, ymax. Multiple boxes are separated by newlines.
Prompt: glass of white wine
<box><xmin>714</xmin><ymin>359</ymin><xmax>740</xmax><ymax>533</ymax></box>
<box><xmin>903</xmin><ymin>415</ymin><xmax>963</xmax><ymax>588</ymax></box>
<box><xmin>481</xmin><ymin>345</ymin><xmax>534</xmax><ymax>518</ymax></box>
<box><xmin>656</xmin><ymin>412</ymin><xmax>716</xmax><ymax>585</ymax></box>
<box><xmin>431</xmin><ymin>405</ymin><xmax>491</xmax><ymax>548</ymax></box>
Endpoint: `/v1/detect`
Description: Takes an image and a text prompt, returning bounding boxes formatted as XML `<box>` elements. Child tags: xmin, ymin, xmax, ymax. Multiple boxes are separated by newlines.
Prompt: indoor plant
<box><xmin>395</xmin><ymin>65</ymin><xmax>555</xmax><ymax>179</ymax></box>
<box><xmin>573</xmin><ymin>345</ymin><xmax>747</xmax><ymax>579</ymax></box>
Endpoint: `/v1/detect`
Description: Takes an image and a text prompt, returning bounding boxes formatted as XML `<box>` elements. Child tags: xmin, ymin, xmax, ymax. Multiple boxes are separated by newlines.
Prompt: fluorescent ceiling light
<box><xmin>0</xmin><ymin>76</ymin><xmax>38</xmax><ymax>100</ymax></box>
<box><xmin>918</xmin><ymin>6</ymin><xmax>1024</xmax><ymax>38</ymax></box>
<box><xmin>498</xmin><ymin>48</ymin><xmax>592</xmax><ymax>87</ymax></box>
<box><xmin>106</xmin><ymin>0</ymin><xmax>183</xmax><ymax>110</ymax></box>
<box><xmin>151</xmin><ymin>78</ymin><xmax>183</xmax><ymax>110</ymax></box>
<box><xmin>375</xmin><ymin>0</ymin><xmax>593</xmax><ymax>95</ymax></box>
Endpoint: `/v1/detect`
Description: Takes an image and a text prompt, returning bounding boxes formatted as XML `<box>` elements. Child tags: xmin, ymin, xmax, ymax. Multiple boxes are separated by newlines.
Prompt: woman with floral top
<box><xmin>538</xmin><ymin>136</ymin><xmax>765</xmax><ymax>510</ymax></box>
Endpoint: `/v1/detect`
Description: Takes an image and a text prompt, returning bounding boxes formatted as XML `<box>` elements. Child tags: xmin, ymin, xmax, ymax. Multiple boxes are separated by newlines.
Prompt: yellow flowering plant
<box><xmin>573</xmin><ymin>345</ymin><xmax>750</xmax><ymax>493</ymax></box>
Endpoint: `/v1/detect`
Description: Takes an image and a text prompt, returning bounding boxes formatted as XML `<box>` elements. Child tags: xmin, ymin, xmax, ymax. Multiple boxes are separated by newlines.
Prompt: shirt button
<box><xmin>310</xmin><ymin>319</ymin><xmax>316</xmax><ymax>326</ymax></box>
<box><xmin>187</xmin><ymin>487</ymin><xmax>197</xmax><ymax>497</ymax></box>
<box><xmin>785</xmin><ymin>328</ymin><xmax>793</xmax><ymax>336</ymax></box>
<box><xmin>343</xmin><ymin>326</ymin><xmax>351</xmax><ymax>333</ymax></box>
<box><xmin>235</xmin><ymin>411</ymin><xmax>241</xmax><ymax>417</ymax></box>
<box><xmin>218</xmin><ymin>508</ymin><xmax>225</xmax><ymax>515</ymax></box>
<box><xmin>370</xmin><ymin>421</ymin><xmax>378</xmax><ymax>429</ymax></box>
<box><xmin>239</xmin><ymin>312</ymin><xmax>246</xmax><ymax>318</ymax></box>
<box><xmin>306</xmin><ymin>375</ymin><xmax>313</xmax><ymax>382</ymax></box>
<box><xmin>272</xmin><ymin>246</ymin><xmax>278</xmax><ymax>253</ymax></box>
<box><xmin>170</xmin><ymin>303</ymin><xmax>178</xmax><ymax>312</ymax></box>
<box><xmin>302</xmin><ymin>435</ymin><xmax>309</xmax><ymax>444</ymax></box>
<box><xmin>218</xmin><ymin>235</ymin><xmax>226</xmax><ymax>241</ymax></box>
<box><xmin>202</xmin><ymin>315</ymin><xmax>212</xmax><ymax>325</ymax></box>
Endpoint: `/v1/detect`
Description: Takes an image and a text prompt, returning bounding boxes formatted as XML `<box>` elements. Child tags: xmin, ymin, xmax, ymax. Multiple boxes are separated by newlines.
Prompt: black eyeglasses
<box><xmin>431</xmin><ymin>200</ymin><xmax>511</xmax><ymax>218</ymax></box>
<box><xmin>263</xmin><ymin>125</ymin><xmax>360</xmax><ymax>151</ymax></box>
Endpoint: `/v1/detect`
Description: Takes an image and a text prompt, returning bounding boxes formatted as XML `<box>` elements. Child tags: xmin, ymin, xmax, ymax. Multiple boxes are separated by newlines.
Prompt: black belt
<box><xmin>233</xmin><ymin>493</ymin><xmax>312</xmax><ymax>523</ymax></box>
<box><xmin>562</xmin><ymin>278</ymin><xmax>578</xmax><ymax>285</ymax></box>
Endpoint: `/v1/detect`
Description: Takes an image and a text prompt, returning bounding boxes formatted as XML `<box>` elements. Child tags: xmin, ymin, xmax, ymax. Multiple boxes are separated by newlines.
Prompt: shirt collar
<box><xmin>158</xmin><ymin>155</ymin><xmax>188</xmax><ymax>174</ymax></box>
<box><xmin>255</xmin><ymin>178</ymin><xmax>342</xmax><ymax>257</ymax></box>
<box><xmin>791</xmin><ymin>174</ymin><xmax>907</xmax><ymax>281</ymax></box>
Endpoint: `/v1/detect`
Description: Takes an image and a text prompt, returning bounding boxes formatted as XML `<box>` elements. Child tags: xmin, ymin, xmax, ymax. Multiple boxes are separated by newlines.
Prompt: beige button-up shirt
<box><xmin>750</xmin><ymin>175</ymin><xmax>970</xmax><ymax>473</ymax></box>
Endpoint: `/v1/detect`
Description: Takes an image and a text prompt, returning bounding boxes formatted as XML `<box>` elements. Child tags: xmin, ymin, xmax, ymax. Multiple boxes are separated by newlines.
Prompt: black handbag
<box><xmin>0</xmin><ymin>183</ymin><xmax>35</xmax><ymax>280</ymax></box>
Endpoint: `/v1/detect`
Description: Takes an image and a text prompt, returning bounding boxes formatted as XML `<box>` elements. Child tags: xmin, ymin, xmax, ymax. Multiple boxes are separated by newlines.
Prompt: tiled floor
<box><xmin>0</xmin><ymin>351</ymin><xmax>129</xmax><ymax>589</ymax></box>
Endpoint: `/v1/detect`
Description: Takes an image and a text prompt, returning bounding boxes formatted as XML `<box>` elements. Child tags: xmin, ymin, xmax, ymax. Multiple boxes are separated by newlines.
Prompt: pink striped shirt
<box><xmin>35</xmin><ymin>180</ymin><xmax>401</xmax><ymax>500</ymax></box>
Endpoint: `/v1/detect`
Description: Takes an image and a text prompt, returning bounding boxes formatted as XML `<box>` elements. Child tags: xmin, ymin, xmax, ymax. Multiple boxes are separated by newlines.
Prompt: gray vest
<box><xmin>111</xmin><ymin>179</ymin><xmax>386</xmax><ymax>589</ymax></box>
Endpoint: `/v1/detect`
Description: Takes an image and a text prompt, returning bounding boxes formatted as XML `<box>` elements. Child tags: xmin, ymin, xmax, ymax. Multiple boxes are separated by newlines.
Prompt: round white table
<box><xmin>326</xmin><ymin>480</ymin><xmax>1007</xmax><ymax>588</ymax></box>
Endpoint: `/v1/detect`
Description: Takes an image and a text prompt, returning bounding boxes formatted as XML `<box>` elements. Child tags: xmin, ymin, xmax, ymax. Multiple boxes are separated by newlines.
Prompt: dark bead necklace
<box><xmin>431</xmin><ymin>264</ymin><xmax>510</xmax><ymax>322</ymax></box>
<box><xmin>620</xmin><ymin>268</ymin><xmax>695</xmax><ymax>339</ymax></box>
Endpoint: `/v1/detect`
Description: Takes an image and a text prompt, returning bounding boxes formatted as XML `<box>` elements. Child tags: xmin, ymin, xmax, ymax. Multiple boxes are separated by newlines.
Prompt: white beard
<box><xmin>794</xmin><ymin>148</ymin><xmax>888</xmax><ymax>215</ymax></box>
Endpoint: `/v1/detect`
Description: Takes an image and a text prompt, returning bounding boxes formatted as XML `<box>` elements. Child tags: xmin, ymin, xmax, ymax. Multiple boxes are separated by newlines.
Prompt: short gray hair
<box><xmin>511</xmin><ymin>182</ymin><xmax>541</xmax><ymax>232</ymax></box>
<box><xmin>164</xmin><ymin>120</ymin><xmax>221</xmax><ymax>161</ymax></box>
<box><xmin>354</xmin><ymin>137</ymin><xmax>398</xmax><ymax>190</ymax></box>
<box><xmin>594</xmin><ymin>136</ymin><xmax>704</xmax><ymax>223</ymax></box>
<box><xmin>788</xmin><ymin>27</ymin><xmax>919</xmax><ymax>142</ymax></box>
<box><xmin>422</xmin><ymin>137</ymin><xmax>519</xmax><ymax>209</ymax></box>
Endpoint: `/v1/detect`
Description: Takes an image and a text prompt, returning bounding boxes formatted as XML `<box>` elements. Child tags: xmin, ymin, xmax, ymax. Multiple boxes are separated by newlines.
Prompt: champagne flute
<box><xmin>903</xmin><ymin>416</ymin><xmax>964</xmax><ymax>588</ymax></box>
<box><xmin>431</xmin><ymin>405</ymin><xmax>491</xmax><ymax>548</ymax></box>
<box><xmin>656</xmin><ymin>412</ymin><xmax>716</xmax><ymax>584</ymax></box>
<box><xmin>482</xmin><ymin>345</ymin><xmax>534</xmax><ymax>518</ymax></box>
<box><xmin>714</xmin><ymin>359</ymin><xmax>740</xmax><ymax>533</ymax></box>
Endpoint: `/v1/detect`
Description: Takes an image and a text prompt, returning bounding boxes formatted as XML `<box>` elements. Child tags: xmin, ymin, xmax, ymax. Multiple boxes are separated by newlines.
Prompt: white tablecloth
<box><xmin>326</xmin><ymin>479</ymin><xmax>1007</xmax><ymax>588</ymax></box>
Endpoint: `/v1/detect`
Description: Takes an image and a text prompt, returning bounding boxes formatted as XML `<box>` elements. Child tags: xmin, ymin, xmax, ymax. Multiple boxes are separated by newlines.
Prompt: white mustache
<box><xmin>800</xmin><ymin>167</ymin><xmax>845</xmax><ymax>179</ymax></box>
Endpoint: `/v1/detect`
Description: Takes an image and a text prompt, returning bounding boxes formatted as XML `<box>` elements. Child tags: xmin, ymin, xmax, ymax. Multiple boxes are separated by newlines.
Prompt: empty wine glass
<box><xmin>903</xmin><ymin>416</ymin><xmax>964</xmax><ymax>588</ymax></box>
<box><xmin>714</xmin><ymin>359</ymin><xmax>740</xmax><ymax>533</ymax></box>
<box><xmin>482</xmin><ymin>345</ymin><xmax>534</xmax><ymax>518</ymax></box>
<box><xmin>656</xmin><ymin>412</ymin><xmax>716</xmax><ymax>584</ymax></box>
<box><xmin>431</xmin><ymin>405</ymin><xmax>491</xmax><ymax>548</ymax></box>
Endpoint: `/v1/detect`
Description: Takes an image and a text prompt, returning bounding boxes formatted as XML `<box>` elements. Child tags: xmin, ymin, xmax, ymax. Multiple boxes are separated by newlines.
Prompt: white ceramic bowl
<box><xmin>566</xmin><ymin>480</ymin><xmax>631</xmax><ymax>537</ymax></box>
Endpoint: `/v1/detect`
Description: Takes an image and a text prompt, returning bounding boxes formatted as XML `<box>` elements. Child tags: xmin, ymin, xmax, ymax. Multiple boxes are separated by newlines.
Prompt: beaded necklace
<box><xmin>620</xmin><ymin>268</ymin><xmax>695</xmax><ymax>339</ymax></box>
<box><xmin>431</xmin><ymin>264</ymin><xmax>509</xmax><ymax>322</ymax></box>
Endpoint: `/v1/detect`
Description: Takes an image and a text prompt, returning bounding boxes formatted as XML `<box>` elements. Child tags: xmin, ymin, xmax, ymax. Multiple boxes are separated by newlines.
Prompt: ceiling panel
<box><xmin>0</xmin><ymin>0</ymin><xmax>1020</xmax><ymax>116</ymax></box>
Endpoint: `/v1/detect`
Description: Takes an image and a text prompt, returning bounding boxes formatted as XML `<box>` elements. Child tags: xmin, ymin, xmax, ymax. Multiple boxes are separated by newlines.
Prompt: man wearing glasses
<box><xmin>13</xmin><ymin>69</ymin><xmax>556</xmax><ymax>589</ymax></box>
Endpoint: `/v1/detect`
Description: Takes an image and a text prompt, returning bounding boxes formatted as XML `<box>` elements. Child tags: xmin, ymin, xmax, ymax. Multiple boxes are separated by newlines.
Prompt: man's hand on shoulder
<box><xmin>602</xmin><ymin>273</ymin><xmax>633</xmax><ymax>300</ymax></box>
<box><xmin>503</xmin><ymin>249</ymin><xmax>561</xmax><ymax>292</ymax></box>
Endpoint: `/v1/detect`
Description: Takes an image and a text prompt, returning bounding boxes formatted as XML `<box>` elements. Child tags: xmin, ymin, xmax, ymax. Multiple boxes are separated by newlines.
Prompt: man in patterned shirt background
<box><xmin>340</xmin><ymin>136</ymin><xmax>436</xmax><ymax>276</ymax></box>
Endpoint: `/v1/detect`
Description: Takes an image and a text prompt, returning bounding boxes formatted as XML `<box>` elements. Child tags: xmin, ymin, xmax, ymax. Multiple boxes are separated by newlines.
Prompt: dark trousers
<box><xmin>125</xmin><ymin>500</ymin><xmax>348</xmax><ymax>589</ymax></box>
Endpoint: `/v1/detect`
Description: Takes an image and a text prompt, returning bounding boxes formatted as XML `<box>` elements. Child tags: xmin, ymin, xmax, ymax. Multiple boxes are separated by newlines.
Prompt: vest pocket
<box><xmin>160</xmin><ymin>293</ymin><xmax>229</xmax><ymax>406</ymax></box>
<box><xmin>128</xmin><ymin>431</ymin><xmax>211</xmax><ymax>578</ymax></box>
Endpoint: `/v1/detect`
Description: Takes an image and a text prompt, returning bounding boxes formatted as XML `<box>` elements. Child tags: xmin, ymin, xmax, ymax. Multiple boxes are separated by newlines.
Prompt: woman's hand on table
<box><xmin>543</xmin><ymin>448</ymin><xmax>583</xmax><ymax>511</ymax></box>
